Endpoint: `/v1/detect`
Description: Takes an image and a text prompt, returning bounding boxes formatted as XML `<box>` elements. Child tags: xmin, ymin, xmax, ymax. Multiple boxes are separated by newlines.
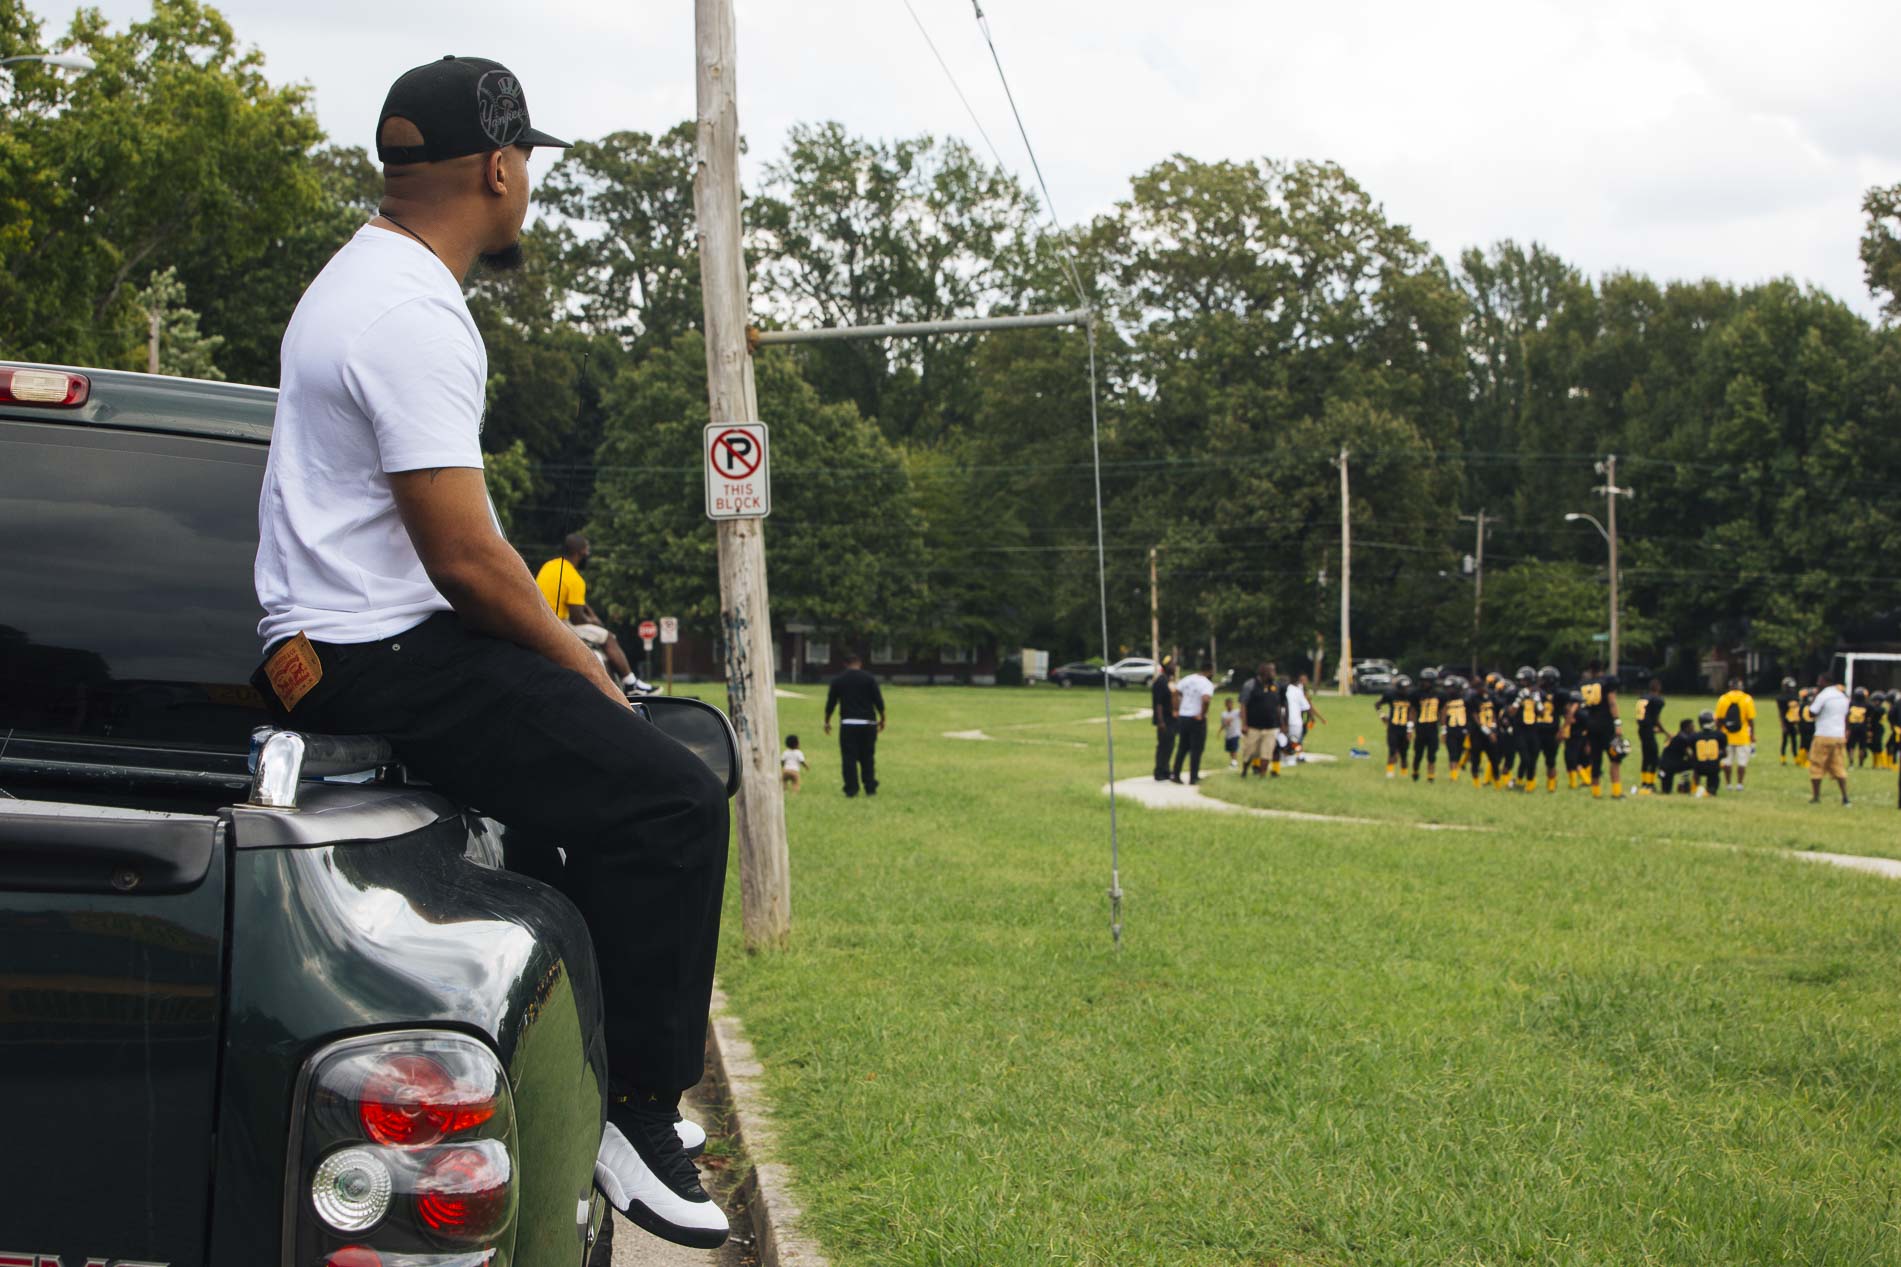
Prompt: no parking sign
<box><xmin>704</xmin><ymin>422</ymin><xmax>770</xmax><ymax>520</ymax></box>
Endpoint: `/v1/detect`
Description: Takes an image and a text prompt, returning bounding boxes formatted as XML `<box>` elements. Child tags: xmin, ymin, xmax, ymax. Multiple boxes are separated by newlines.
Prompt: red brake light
<box><xmin>323</xmin><ymin>1248</ymin><xmax>382</xmax><ymax>1267</ymax></box>
<box><xmin>415</xmin><ymin>1144</ymin><xmax>514</xmax><ymax>1241</ymax></box>
<box><xmin>358</xmin><ymin>1053</ymin><xmax>498</xmax><ymax>1147</ymax></box>
<box><xmin>0</xmin><ymin>368</ymin><xmax>89</xmax><ymax>408</ymax></box>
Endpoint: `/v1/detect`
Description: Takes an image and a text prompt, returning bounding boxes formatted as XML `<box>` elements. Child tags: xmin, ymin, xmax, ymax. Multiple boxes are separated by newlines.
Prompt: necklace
<box><xmin>376</xmin><ymin>211</ymin><xmax>441</xmax><ymax>262</ymax></box>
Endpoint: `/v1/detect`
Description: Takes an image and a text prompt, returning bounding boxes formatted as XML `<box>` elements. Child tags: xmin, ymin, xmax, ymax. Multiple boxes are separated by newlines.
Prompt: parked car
<box><xmin>1353</xmin><ymin>659</ymin><xmax>1397</xmax><ymax>694</ymax></box>
<box><xmin>1048</xmin><ymin>660</ymin><xmax>1108</xmax><ymax>687</ymax></box>
<box><xmin>1105</xmin><ymin>656</ymin><xmax>1162</xmax><ymax>687</ymax></box>
<box><xmin>0</xmin><ymin>363</ymin><xmax>741</xmax><ymax>1266</ymax></box>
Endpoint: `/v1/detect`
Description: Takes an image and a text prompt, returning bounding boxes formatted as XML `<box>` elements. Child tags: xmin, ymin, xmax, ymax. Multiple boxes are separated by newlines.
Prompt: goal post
<box><xmin>1830</xmin><ymin>652</ymin><xmax>1901</xmax><ymax>695</ymax></box>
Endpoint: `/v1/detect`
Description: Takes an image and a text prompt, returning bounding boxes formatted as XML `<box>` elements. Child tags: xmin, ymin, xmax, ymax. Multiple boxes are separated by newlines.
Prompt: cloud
<box><xmin>35</xmin><ymin>0</ymin><xmax>1901</xmax><ymax>314</ymax></box>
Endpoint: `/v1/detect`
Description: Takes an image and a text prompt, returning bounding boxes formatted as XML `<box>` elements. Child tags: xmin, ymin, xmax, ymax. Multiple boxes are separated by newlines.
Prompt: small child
<box><xmin>1220</xmin><ymin>698</ymin><xmax>1241</xmax><ymax>769</ymax></box>
<box><xmin>780</xmin><ymin>734</ymin><xmax>808</xmax><ymax>793</ymax></box>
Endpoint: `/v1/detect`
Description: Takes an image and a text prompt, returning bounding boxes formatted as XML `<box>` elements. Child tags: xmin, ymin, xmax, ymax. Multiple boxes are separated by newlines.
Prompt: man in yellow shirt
<box><xmin>1714</xmin><ymin>676</ymin><xmax>1757</xmax><ymax>791</ymax></box>
<box><xmin>535</xmin><ymin>534</ymin><xmax>645</xmax><ymax>691</ymax></box>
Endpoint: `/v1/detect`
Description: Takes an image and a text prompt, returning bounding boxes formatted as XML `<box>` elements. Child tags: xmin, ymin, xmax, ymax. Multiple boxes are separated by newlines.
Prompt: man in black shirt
<box><xmin>1150</xmin><ymin>657</ymin><xmax>1177</xmax><ymax>781</ymax></box>
<box><xmin>1657</xmin><ymin>719</ymin><xmax>1696</xmax><ymax>794</ymax></box>
<box><xmin>1379</xmin><ymin>675</ymin><xmax>1413</xmax><ymax>779</ymax></box>
<box><xmin>1635</xmin><ymin>678</ymin><xmax>1666</xmax><ymax>795</ymax></box>
<box><xmin>1239</xmin><ymin>662</ymin><xmax>1283</xmax><ymax>778</ymax></box>
<box><xmin>824</xmin><ymin>652</ymin><xmax>887</xmax><ymax>797</ymax></box>
<box><xmin>1535</xmin><ymin>665</ymin><xmax>1566</xmax><ymax>792</ymax></box>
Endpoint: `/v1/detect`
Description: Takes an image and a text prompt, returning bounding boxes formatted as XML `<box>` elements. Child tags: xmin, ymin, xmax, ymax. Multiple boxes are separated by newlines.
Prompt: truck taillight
<box><xmin>290</xmin><ymin>1032</ymin><xmax>518</xmax><ymax>1267</ymax></box>
<box><xmin>0</xmin><ymin>368</ymin><xmax>89</xmax><ymax>407</ymax></box>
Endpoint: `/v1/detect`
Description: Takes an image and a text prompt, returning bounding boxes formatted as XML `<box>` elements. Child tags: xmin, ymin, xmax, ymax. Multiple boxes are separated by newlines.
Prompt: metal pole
<box><xmin>1606</xmin><ymin>455</ymin><xmax>1619</xmax><ymax>676</ymax></box>
<box><xmin>1464</xmin><ymin>508</ymin><xmax>1487</xmax><ymax>675</ymax></box>
<box><xmin>753</xmin><ymin>308</ymin><xmax>1091</xmax><ymax>345</ymax></box>
<box><xmin>696</xmin><ymin>0</ymin><xmax>791</xmax><ymax>951</ymax></box>
<box><xmin>1148</xmin><ymin>546</ymin><xmax>1159</xmax><ymax>666</ymax></box>
<box><xmin>1337</xmin><ymin>447</ymin><xmax>1352</xmax><ymax>695</ymax></box>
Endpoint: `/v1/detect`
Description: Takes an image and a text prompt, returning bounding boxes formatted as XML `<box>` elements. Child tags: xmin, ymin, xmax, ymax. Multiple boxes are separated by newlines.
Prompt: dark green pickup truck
<box><xmin>0</xmin><ymin>363</ymin><xmax>738</xmax><ymax>1267</ymax></box>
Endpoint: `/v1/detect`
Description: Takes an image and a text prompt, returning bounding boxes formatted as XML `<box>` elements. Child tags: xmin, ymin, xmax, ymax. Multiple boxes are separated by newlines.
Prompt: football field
<box><xmin>709</xmin><ymin>684</ymin><xmax>1901</xmax><ymax>1265</ymax></box>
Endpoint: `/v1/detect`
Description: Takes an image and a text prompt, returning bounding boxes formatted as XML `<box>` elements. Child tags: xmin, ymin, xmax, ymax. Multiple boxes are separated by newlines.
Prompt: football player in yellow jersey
<box><xmin>1690</xmin><ymin>709</ymin><xmax>1727</xmax><ymax>797</ymax></box>
<box><xmin>1535</xmin><ymin>665</ymin><xmax>1565</xmax><ymax>791</ymax></box>
<box><xmin>1776</xmin><ymin>677</ymin><xmax>1800</xmax><ymax>765</ymax></box>
<box><xmin>1575</xmin><ymin>662</ymin><xmax>1628</xmax><ymax>798</ymax></box>
<box><xmin>1442</xmin><ymin>675</ymin><xmax>1470</xmax><ymax>780</ymax></box>
<box><xmin>1713</xmin><ymin>677</ymin><xmax>1756</xmax><ymax>791</ymax></box>
<box><xmin>1379</xmin><ymin>676</ymin><xmax>1413</xmax><ymax>778</ymax></box>
<box><xmin>1796</xmin><ymin>686</ymin><xmax>1816</xmax><ymax>764</ymax></box>
<box><xmin>1847</xmin><ymin>687</ymin><xmax>1872</xmax><ymax>766</ymax></box>
<box><xmin>1508</xmin><ymin>666</ymin><xmax>1540</xmax><ymax>791</ymax></box>
<box><xmin>1410</xmin><ymin>667</ymin><xmax>1444</xmax><ymax>782</ymax></box>
<box><xmin>1466</xmin><ymin>676</ymin><xmax>1501</xmax><ymax>785</ymax></box>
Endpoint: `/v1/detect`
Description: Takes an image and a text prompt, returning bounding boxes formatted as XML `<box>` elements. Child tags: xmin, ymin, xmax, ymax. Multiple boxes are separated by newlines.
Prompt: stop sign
<box><xmin>638</xmin><ymin>619</ymin><xmax>659</xmax><ymax>641</ymax></box>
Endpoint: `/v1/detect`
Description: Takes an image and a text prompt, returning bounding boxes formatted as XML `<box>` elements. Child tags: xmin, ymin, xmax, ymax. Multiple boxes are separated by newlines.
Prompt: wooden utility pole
<box><xmin>1459</xmin><ymin>508</ymin><xmax>1491</xmax><ymax>675</ymax></box>
<box><xmin>1148</xmin><ymin>545</ymin><xmax>1160</xmax><ymax>665</ymax></box>
<box><xmin>1335</xmin><ymin>447</ymin><xmax>1351</xmax><ymax>695</ymax></box>
<box><xmin>1594</xmin><ymin>454</ymin><xmax>1633</xmax><ymax>676</ymax></box>
<box><xmin>695</xmin><ymin>0</ymin><xmax>790</xmax><ymax>950</ymax></box>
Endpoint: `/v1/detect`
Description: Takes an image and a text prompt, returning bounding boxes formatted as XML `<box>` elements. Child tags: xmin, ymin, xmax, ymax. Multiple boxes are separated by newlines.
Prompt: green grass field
<box><xmin>706</xmin><ymin>684</ymin><xmax>1901</xmax><ymax>1266</ymax></box>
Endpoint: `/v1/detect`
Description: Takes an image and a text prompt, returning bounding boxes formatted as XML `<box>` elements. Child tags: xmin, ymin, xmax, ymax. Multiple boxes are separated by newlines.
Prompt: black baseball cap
<box><xmin>377</xmin><ymin>55</ymin><xmax>570</xmax><ymax>165</ymax></box>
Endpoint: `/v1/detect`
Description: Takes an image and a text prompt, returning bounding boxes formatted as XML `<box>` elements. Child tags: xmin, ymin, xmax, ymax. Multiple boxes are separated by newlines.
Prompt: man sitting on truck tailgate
<box><xmin>251</xmin><ymin>57</ymin><xmax>728</xmax><ymax>1250</ymax></box>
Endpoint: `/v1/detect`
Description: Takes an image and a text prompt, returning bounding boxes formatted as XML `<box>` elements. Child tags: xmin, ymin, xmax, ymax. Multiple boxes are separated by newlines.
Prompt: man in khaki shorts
<box><xmin>1239</xmin><ymin>662</ymin><xmax>1285</xmax><ymax>778</ymax></box>
<box><xmin>535</xmin><ymin>533</ymin><xmax>649</xmax><ymax>691</ymax></box>
<box><xmin>1807</xmin><ymin>672</ymin><xmax>1852</xmax><ymax>805</ymax></box>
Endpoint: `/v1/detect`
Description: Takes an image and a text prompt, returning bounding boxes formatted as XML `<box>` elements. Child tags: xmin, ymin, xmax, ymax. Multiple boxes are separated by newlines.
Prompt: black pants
<box><xmin>1537</xmin><ymin>726</ymin><xmax>1561</xmax><ymax>777</ymax></box>
<box><xmin>1386</xmin><ymin>724</ymin><xmax>1410</xmax><ymax>767</ymax></box>
<box><xmin>1640</xmin><ymin>731</ymin><xmax>1660</xmax><ymax>777</ymax></box>
<box><xmin>1780</xmin><ymin>726</ymin><xmax>1798</xmax><ymax>759</ymax></box>
<box><xmin>1517</xmin><ymin>727</ymin><xmax>1540</xmax><ymax>781</ymax></box>
<box><xmin>1412</xmin><ymin>725</ymin><xmax>1440</xmax><ymax>772</ymax></box>
<box><xmin>1153</xmin><ymin>721</ymin><xmax>1176</xmax><ymax>779</ymax></box>
<box><xmin>1445</xmin><ymin>727</ymin><xmax>1467</xmax><ymax>768</ymax></box>
<box><xmin>1173</xmin><ymin>716</ymin><xmax>1208</xmax><ymax>781</ymax></box>
<box><xmin>256</xmin><ymin>613</ymin><xmax>727</xmax><ymax>1095</ymax></box>
<box><xmin>1660</xmin><ymin>759</ymin><xmax>1687</xmax><ymax>793</ymax></box>
<box><xmin>838</xmin><ymin>724</ymin><xmax>879</xmax><ymax>795</ymax></box>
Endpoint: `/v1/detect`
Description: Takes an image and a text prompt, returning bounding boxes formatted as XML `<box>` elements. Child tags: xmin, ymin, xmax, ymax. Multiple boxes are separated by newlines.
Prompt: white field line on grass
<box><xmin>1107</xmin><ymin>776</ymin><xmax>1481</xmax><ymax>831</ymax></box>
<box><xmin>1109</xmin><ymin>777</ymin><xmax>1901</xmax><ymax>880</ymax></box>
<box><xmin>944</xmin><ymin>729</ymin><xmax>1088</xmax><ymax>748</ymax></box>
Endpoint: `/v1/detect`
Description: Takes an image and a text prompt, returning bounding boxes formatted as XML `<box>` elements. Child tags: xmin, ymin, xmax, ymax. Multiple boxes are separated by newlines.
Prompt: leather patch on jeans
<box><xmin>263</xmin><ymin>632</ymin><xmax>324</xmax><ymax>712</ymax></box>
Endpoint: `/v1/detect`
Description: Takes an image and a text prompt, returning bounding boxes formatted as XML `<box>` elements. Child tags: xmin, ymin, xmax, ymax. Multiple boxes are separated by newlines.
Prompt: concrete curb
<box><xmin>706</xmin><ymin>984</ymin><xmax>831</xmax><ymax>1267</ymax></box>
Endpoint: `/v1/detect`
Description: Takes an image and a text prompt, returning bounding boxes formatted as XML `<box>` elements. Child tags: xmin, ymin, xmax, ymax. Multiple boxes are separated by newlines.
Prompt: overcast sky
<box><xmin>37</xmin><ymin>0</ymin><xmax>1901</xmax><ymax>316</ymax></box>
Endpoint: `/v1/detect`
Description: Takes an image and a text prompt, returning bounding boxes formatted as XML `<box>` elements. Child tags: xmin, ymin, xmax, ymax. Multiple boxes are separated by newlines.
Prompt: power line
<box><xmin>898</xmin><ymin>0</ymin><xmax>1012</xmax><ymax>176</ymax></box>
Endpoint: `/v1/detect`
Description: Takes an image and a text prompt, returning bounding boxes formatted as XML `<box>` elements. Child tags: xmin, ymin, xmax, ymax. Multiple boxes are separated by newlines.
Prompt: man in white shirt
<box><xmin>251</xmin><ymin>57</ymin><xmax>727</xmax><ymax>1250</ymax></box>
<box><xmin>1808</xmin><ymin>672</ymin><xmax>1852</xmax><ymax>805</ymax></box>
<box><xmin>1170</xmin><ymin>658</ymin><xmax>1217</xmax><ymax>784</ymax></box>
<box><xmin>1283</xmin><ymin>671</ymin><xmax>1325</xmax><ymax>763</ymax></box>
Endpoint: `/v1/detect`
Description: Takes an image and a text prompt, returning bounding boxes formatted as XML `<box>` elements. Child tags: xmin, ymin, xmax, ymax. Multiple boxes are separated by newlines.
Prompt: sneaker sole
<box><xmin>622</xmin><ymin>1197</ymin><xmax>731</xmax><ymax>1250</ymax></box>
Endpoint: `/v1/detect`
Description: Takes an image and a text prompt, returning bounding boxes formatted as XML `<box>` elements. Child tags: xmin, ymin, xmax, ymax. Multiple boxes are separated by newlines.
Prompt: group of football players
<box><xmin>1775</xmin><ymin>678</ymin><xmax>1900</xmax><ymax>771</ymax></box>
<box><xmin>1374</xmin><ymin>664</ymin><xmax>1641</xmax><ymax>795</ymax></box>
<box><xmin>1367</xmin><ymin>664</ymin><xmax>1901</xmax><ymax>800</ymax></box>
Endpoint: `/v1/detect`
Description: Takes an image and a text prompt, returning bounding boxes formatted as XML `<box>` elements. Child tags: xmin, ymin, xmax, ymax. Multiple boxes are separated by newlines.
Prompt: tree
<box><xmin>751</xmin><ymin>123</ymin><xmax>1043</xmax><ymax>441</ymax></box>
<box><xmin>587</xmin><ymin>332</ymin><xmax>926</xmax><ymax>642</ymax></box>
<box><xmin>133</xmin><ymin>265</ymin><xmax>223</xmax><ymax>378</ymax></box>
<box><xmin>1861</xmin><ymin>184</ymin><xmax>1901</xmax><ymax>320</ymax></box>
<box><xmin>536</xmin><ymin>124</ymin><xmax>702</xmax><ymax>349</ymax></box>
<box><xmin>1</xmin><ymin>0</ymin><xmax>327</xmax><ymax>374</ymax></box>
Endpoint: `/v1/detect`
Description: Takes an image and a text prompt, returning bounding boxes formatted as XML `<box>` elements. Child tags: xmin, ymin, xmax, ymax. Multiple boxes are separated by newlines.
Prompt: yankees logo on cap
<box><xmin>377</xmin><ymin>55</ymin><xmax>570</xmax><ymax>165</ymax></box>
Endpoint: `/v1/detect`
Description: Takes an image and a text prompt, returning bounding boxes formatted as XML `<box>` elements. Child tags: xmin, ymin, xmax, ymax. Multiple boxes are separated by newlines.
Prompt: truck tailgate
<box><xmin>0</xmin><ymin>802</ymin><xmax>226</xmax><ymax>1265</ymax></box>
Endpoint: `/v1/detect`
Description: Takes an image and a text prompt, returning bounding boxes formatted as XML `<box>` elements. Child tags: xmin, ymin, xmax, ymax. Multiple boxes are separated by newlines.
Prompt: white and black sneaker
<box><xmin>676</xmin><ymin>1113</ymin><xmax>707</xmax><ymax>1158</ymax></box>
<box><xmin>596</xmin><ymin>1101</ymin><xmax>729</xmax><ymax>1249</ymax></box>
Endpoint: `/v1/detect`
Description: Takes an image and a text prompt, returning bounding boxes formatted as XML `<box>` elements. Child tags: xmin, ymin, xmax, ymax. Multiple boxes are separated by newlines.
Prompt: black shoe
<box><xmin>597</xmin><ymin>1097</ymin><xmax>729</xmax><ymax>1249</ymax></box>
<box><xmin>1153</xmin><ymin>774</ymin><xmax>1169</xmax><ymax>782</ymax></box>
<box><xmin>1168</xmin><ymin>775</ymin><xmax>1184</xmax><ymax>784</ymax></box>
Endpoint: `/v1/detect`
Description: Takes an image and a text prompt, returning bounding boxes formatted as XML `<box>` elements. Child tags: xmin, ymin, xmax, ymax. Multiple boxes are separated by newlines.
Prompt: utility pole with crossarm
<box><xmin>695</xmin><ymin>0</ymin><xmax>790</xmax><ymax>951</ymax></box>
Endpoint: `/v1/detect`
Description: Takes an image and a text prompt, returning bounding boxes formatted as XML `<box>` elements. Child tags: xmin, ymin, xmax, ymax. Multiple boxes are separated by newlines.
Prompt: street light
<box><xmin>1564</xmin><ymin>510</ymin><xmax>1619</xmax><ymax>673</ymax></box>
<box><xmin>0</xmin><ymin>52</ymin><xmax>97</xmax><ymax>72</ymax></box>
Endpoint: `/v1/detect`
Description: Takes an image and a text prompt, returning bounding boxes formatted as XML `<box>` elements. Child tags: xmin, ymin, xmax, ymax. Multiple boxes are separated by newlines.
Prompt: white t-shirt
<box><xmin>1176</xmin><ymin>673</ymin><xmax>1214</xmax><ymax>720</ymax></box>
<box><xmin>781</xmin><ymin>749</ymin><xmax>808</xmax><ymax>772</ymax></box>
<box><xmin>1284</xmin><ymin>683</ymin><xmax>1310</xmax><ymax>729</ymax></box>
<box><xmin>256</xmin><ymin>225</ymin><xmax>488</xmax><ymax>647</ymax></box>
<box><xmin>1220</xmin><ymin>707</ymin><xmax>1241</xmax><ymax>739</ymax></box>
<box><xmin>1811</xmin><ymin>685</ymin><xmax>1851</xmax><ymax>740</ymax></box>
